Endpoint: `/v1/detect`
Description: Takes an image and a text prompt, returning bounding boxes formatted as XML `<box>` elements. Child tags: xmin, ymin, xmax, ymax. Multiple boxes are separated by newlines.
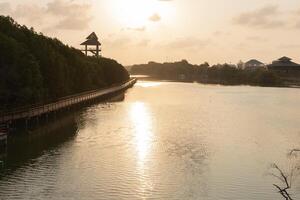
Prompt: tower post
<box><xmin>96</xmin><ymin>44</ymin><xmax>99</xmax><ymax>57</ymax></box>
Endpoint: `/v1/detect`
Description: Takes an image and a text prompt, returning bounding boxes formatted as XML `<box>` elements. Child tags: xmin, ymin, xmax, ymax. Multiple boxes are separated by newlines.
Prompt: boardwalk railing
<box><xmin>0</xmin><ymin>124</ymin><xmax>7</xmax><ymax>147</ymax></box>
<box><xmin>0</xmin><ymin>79</ymin><xmax>137</xmax><ymax>124</ymax></box>
<box><xmin>0</xmin><ymin>131</ymin><xmax>7</xmax><ymax>141</ymax></box>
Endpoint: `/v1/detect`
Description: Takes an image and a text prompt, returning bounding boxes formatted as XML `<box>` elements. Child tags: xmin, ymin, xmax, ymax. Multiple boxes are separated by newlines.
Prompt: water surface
<box><xmin>1</xmin><ymin>81</ymin><xmax>300</xmax><ymax>199</ymax></box>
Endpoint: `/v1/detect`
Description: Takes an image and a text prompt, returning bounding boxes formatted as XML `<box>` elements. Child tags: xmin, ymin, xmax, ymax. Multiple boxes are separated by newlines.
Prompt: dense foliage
<box><xmin>131</xmin><ymin>60</ymin><xmax>195</xmax><ymax>81</ymax></box>
<box><xmin>196</xmin><ymin>63</ymin><xmax>282</xmax><ymax>86</ymax></box>
<box><xmin>0</xmin><ymin>16</ymin><xmax>129</xmax><ymax>109</ymax></box>
<box><xmin>130</xmin><ymin>60</ymin><xmax>282</xmax><ymax>86</ymax></box>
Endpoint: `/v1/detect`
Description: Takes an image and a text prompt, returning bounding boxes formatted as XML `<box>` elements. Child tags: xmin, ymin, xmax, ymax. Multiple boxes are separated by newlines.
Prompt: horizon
<box><xmin>1</xmin><ymin>0</ymin><xmax>300</xmax><ymax>65</ymax></box>
<box><xmin>126</xmin><ymin>56</ymin><xmax>299</xmax><ymax>67</ymax></box>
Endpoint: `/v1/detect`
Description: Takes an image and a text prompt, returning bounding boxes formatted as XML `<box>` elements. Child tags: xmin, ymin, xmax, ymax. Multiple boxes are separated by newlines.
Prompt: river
<box><xmin>0</xmin><ymin>81</ymin><xmax>300</xmax><ymax>199</ymax></box>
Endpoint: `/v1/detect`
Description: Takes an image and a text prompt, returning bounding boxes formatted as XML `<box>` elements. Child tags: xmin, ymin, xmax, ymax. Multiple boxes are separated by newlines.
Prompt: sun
<box><xmin>112</xmin><ymin>0</ymin><xmax>160</xmax><ymax>28</ymax></box>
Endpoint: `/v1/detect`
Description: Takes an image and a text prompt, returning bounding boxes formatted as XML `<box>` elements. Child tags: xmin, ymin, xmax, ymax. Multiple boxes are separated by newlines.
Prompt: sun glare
<box><xmin>111</xmin><ymin>0</ymin><xmax>167</xmax><ymax>29</ymax></box>
<box><xmin>118</xmin><ymin>0</ymin><xmax>157</xmax><ymax>28</ymax></box>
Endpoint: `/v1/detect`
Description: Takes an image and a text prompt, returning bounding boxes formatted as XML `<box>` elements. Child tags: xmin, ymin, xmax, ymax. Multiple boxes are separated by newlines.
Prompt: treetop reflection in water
<box><xmin>1</xmin><ymin>81</ymin><xmax>300</xmax><ymax>200</ymax></box>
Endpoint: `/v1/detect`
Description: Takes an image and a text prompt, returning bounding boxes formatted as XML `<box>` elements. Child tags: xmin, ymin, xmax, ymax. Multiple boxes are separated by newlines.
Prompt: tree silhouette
<box><xmin>130</xmin><ymin>61</ymin><xmax>282</xmax><ymax>86</ymax></box>
<box><xmin>0</xmin><ymin>16</ymin><xmax>129</xmax><ymax>110</ymax></box>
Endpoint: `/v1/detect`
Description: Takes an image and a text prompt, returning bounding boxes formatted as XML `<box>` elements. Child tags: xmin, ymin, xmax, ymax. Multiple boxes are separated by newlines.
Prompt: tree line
<box><xmin>130</xmin><ymin>60</ymin><xmax>282</xmax><ymax>86</ymax></box>
<box><xmin>0</xmin><ymin>16</ymin><xmax>129</xmax><ymax>110</ymax></box>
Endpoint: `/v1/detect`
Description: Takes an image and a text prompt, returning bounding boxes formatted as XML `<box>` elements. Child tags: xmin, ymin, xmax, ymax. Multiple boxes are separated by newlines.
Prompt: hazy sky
<box><xmin>1</xmin><ymin>0</ymin><xmax>300</xmax><ymax>65</ymax></box>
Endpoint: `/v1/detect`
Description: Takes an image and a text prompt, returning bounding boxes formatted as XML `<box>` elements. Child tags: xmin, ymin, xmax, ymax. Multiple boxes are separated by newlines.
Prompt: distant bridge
<box><xmin>0</xmin><ymin>79</ymin><xmax>137</xmax><ymax>124</ymax></box>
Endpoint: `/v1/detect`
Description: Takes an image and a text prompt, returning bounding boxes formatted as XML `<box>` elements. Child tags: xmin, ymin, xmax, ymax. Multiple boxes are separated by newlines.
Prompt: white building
<box><xmin>244</xmin><ymin>59</ymin><xmax>265</xmax><ymax>70</ymax></box>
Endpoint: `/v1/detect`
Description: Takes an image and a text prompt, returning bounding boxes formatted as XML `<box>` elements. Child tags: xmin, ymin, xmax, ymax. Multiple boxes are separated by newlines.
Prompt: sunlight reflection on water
<box><xmin>130</xmin><ymin>102</ymin><xmax>154</xmax><ymax>199</ymax></box>
<box><xmin>136</xmin><ymin>82</ymin><xmax>162</xmax><ymax>88</ymax></box>
<box><xmin>130</xmin><ymin>102</ymin><xmax>153</xmax><ymax>165</ymax></box>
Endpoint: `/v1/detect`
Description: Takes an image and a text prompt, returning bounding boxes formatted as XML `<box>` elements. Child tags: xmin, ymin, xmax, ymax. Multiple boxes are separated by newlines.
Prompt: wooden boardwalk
<box><xmin>0</xmin><ymin>123</ymin><xmax>7</xmax><ymax>147</ymax></box>
<box><xmin>0</xmin><ymin>131</ymin><xmax>6</xmax><ymax>144</ymax></box>
<box><xmin>0</xmin><ymin>132</ymin><xmax>6</xmax><ymax>140</ymax></box>
<box><xmin>0</xmin><ymin>79</ymin><xmax>137</xmax><ymax>124</ymax></box>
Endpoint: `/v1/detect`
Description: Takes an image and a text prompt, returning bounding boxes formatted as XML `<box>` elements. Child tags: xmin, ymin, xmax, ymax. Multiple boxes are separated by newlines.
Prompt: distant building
<box><xmin>268</xmin><ymin>56</ymin><xmax>300</xmax><ymax>74</ymax></box>
<box><xmin>244</xmin><ymin>59</ymin><xmax>265</xmax><ymax>70</ymax></box>
<box><xmin>178</xmin><ymin>74</ymin><xmax>187</xmax><ymax>81</ymax></box>
<box><xmin>268</xmin><ymin>57</ymin><xmax>300</xmax><ymax>84</ymax></box>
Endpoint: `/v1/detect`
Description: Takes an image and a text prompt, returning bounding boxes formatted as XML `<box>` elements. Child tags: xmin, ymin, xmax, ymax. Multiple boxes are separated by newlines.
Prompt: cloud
<box><xmin>55</xmin><ymin>16</ymin><xmax>91</xmax><ymax>30</ymax></box>
<box><xmin>13</xmin><ymin>4</ymin><xmax>46</xmax><ymax>24</ymax></box>
<box><xmin>47</xmin><ymin>0</ymin><xmax>92</xmax><ymax>30</ymax></box>
<box><xmin>279</xmin><ymin>44</ymin><xmax>300</xmax><ymax>49</ymax></box>
<box><xmin>213</xmin><ymin>30</ymin><xmax>231</xmax><ymax>37</ymax></box>
<box><xmin>2</xmin><ymin>0</ymin><xmax>92</xmax><ymax>31</ymax></box>
<box><xmin>47</xmin><ymin>0</ymin><xmax>75</xmax><ymax>15</ymax></box>
<box><xmin>103</xmin><ymin>36</ymin><xmax>132</xmax><ymax>48</ymax></box>
<box><xmin>0</xmin><ymin>2</ymin><xmax>11</xmax><ymax>13</ymax></box>
<box><xmin>104</xmin><ymin>37</ymin><xmax>150</xmax><ymax>49</ymax></box>
<box><xmin>149</xmin><ymin>13</ymin><xmax>161</xmax><ymax>22</ymax></box>
<box><xmin>137</xmin><ymin>39</ymin><xmax>150</xmax><ymax>47</ymax></box>
<box><xmin>165</xmin><ymin>37</ymin><xmax>211</xmax><ymax>50</ymax></box>
<box><xmin>213</xmin><ymin>31</ymin><xmax>222</xmax><ymax>36</ymax></box>
<box><xmin>233</xmin><ymin>5</ymin><xmax>285</xmax><ymax>29</ymax></box>
<box><xmin>295</xmin><ymin>10</ymin><xmax>300</xmax><ymax>29</ymax></box>
<box><xmin>124</xmin><ymin>26</ymin><xmax>146</xmax><ymax>32</ymax></box>
<box><xmin>246</xmin><ymin>36</ymin><xmax>267</xmax><ymax>42</ymax></box>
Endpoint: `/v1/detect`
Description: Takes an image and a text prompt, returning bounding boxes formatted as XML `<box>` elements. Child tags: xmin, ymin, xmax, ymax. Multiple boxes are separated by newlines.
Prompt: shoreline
<box><xmin>0</xmin><ymin>78</ymin><xmax>137</xmax><ymax>125</ymax></box>
<box><xmin>131</xmin><ymin>75</ymin><xmax>299</xmax><ymax>89</ymax></box>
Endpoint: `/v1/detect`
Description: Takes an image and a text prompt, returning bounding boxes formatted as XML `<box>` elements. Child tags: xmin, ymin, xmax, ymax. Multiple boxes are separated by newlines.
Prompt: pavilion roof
<box><xmin>81</xmin><ymin>32</ymin><xmax>101</xmax><ymax>46</ymax></box>
<box><xmin>86</xmin><ymin>32</ymin><xmax>98</xmax><ymax>40</ymax></box>
<box><xmin>80</xmin><ymin>39</ymin><xmax>101</xmax><ymax>46</ymax></box>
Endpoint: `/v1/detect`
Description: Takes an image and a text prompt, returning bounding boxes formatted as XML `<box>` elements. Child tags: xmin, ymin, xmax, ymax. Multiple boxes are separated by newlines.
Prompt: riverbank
<box><xmin>132</xmin><ymin>75</ymin><xmax>299</xmax><ymax>88</ymax></box>
<box><xmin>129</xmin><ymin>60</ymin><xmax>292</xmax><ymax>87</ymax></box>
<box><xmin>0</xmin><ymin>79</ymin><xmax>137</xmax><ymax>125</ymax></box>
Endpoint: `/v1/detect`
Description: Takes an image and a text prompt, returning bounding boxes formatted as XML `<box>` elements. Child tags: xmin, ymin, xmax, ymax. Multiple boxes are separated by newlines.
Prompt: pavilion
<box><xmin>80</xmin><ymin>32</ymin><xmax>101</xmax><ymax>57</ymax></box>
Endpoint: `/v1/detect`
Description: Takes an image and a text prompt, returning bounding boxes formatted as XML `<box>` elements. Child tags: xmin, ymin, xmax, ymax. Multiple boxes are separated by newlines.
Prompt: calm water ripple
<box><xmin>0</xmin><ymin>81</ymin><xmax>300</xmax><ymax>199</ymax></box>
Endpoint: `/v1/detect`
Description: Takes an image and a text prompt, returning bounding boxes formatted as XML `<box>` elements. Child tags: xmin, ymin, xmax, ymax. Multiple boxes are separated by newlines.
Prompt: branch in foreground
<box><xmin>271</xmin><ymin>164</ymin><xmax>293</xmax><ymax>200</ymax></box>
<box><xmin>289</xmin><ymin>149</ymin><xmax>300</xmax><ymax>156</ymax></box>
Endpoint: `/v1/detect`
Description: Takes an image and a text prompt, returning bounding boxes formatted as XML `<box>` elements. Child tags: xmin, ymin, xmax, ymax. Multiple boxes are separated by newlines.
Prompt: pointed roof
<box><xmin>278</xmin><ymin>56</ymin><xmax>292</xmax><ymax>62</ymax></box>
<box><xmin>86</xmin><ymin>32</ymin><xmax>98</xmax><ymax>40</ymax></box>
<box><xmin>80</xmin><ymin>39</ymin><xmax>101</xmax><ymax>46</ymax></box>
<box><xmin>80</xmin><ymin>32</ymin><xmax>101</xmax><ymax>46</ymax></box>
<box><xmin>268</xmin><ymin>56</ymin><xmax>300</xmax><ymax>69</ymax></box>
